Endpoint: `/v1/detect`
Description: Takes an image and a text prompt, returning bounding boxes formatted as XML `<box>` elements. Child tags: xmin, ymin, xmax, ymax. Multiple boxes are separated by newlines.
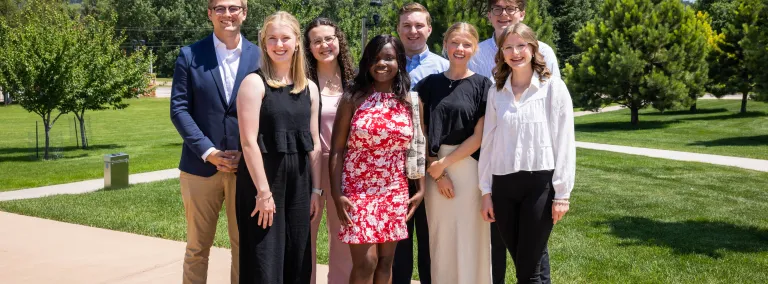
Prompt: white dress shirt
<box><xmin>478</xmin><ymin>72</ymin><xmax>576</xmax><ymax>199</ymax></box>
<box><xmin>202</xmin><ymin>33</ymin><xmax>243</xmax><ymax>161</ymax></box>
<box><xmin>468</xmin><ymin>36</ymin><xmax>560</xmax><ymax>83</ymax></box>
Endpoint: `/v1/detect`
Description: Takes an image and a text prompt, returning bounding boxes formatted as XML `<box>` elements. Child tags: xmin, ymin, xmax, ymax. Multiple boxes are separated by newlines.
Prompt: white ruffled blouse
<box><xmin>478</xmin><ymin>72</ymin><xmax>576</xmax><ymax>199</ymax></box>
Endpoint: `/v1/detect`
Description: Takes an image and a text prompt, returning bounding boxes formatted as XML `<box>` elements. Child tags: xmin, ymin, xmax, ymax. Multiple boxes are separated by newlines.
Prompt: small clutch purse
<box><xmin>406</xmin><ymin>91</ymin><xmax>426</xmax><ymax>179</ymax></box>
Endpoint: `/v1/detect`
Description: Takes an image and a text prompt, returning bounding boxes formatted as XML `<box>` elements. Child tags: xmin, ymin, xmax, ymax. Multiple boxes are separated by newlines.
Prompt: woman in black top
<box><xmin>236</xmin><ymin>11</ymin><xmax>322</xmax><ymax>283</ymax></box>
<box><xmin>415</xmin><ymin>22</ymin><xmax>492</xmax><ymax>284</ymax></box>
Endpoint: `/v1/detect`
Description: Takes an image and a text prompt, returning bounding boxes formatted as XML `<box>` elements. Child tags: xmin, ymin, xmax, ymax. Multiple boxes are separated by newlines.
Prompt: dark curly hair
<box><xmin>344</xmin><ymin>35</ymin><xmax>411</xmax><ymax>108</ymax></box>
<box><xmin>303</xmin><ymin>17</ymin><xmax>355</xmax><ymax>89</ymax></box>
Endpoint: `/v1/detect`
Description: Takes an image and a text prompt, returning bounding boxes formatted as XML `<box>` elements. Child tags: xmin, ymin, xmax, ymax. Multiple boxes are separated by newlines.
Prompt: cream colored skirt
<box><xmin>425</xmin><ymin>144</ymin><xmax>491</xmax><ymax>284</ymax></box>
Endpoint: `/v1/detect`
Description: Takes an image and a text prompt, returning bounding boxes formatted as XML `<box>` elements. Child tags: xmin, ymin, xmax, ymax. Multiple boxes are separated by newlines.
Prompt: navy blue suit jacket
<box><xmin>170</xmin><ymin>34</ymin><xmax>261</xmax><ymax>177</ymax></box>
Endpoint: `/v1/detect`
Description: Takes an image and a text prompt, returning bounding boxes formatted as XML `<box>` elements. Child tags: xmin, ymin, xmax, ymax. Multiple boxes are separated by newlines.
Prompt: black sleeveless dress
<box><xmin>236</xmin><ymin>72</ymin><xmax>313</xmax><ymax>284</ymax></box>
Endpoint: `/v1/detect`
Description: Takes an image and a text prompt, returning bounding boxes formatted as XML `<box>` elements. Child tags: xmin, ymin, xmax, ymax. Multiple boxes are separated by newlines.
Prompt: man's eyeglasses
<box><xmin>211</xmin><ymin>5</ymin><xmax>244</xmax><ymax>15</ymax></box>
<box><xmin>490</xmin><ymin>6</ymin><xmax>520</xmax><ymax>16</ymax></box>
<box><xmin>311</xmin><ymin>35</ymin><xmax>337</xmax><ymax>46</ymax></box>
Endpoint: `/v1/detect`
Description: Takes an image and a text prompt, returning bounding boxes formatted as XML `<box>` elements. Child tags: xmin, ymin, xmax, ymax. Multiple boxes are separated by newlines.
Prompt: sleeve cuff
<box><xmin>201</xmin><ymin>147</ymin><xmax>216</xmax><ymax>162</ymax></box>
<box><xmin>553</xmin><ymin>181</ymin><xmax>571</xmax><ymax>199</ymax></box>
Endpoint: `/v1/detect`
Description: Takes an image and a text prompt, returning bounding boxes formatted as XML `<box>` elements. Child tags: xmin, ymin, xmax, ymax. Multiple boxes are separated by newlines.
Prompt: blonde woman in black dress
<box><xmin>416</xmin><ymin>22</ymin><xmax>492</xmax><ymax>284</ymax></box>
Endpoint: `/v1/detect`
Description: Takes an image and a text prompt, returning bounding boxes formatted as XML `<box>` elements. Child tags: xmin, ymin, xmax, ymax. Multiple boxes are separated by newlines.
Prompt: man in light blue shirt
<box><xmin>468</xmin><ymin>1</ymin><xmax>556</xmax><ymax>284</ymax></box>
<box><xmin>392</xmin><ymin>3</ymin><xmax>447</xmax><ymax>284</ymax></box>
<box><xmin>399</xmin><ymin>4</ymin><xmax>449</xmax><ymax>89</ymax></box>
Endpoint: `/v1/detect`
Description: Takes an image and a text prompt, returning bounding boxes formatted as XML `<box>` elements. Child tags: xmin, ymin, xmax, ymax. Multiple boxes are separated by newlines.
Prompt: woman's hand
<box><xmin>406</xmin><ymin>189</ymin><xmax>425</xmax><ymax>221</ymax></box>
<box><xmin>310</xmin><ymin>193</ymin><xmax>322</xmax><ymax>223</ymax></box>
<box><xmin>334</xmin><ymin>195</ymin><xmax>354</xmax><ymax>227</ymax></box>
<box><xmin>436</xmin><ymin>175</ymin><xmax>455</xmax><ymax>199</ymax></box>
<box><xmin>252</xmin><ymin>192</ymin><xmax>276</xmax><ymax>229</ymax></box>
<box><xmin>552</xmin><ymin>199</ymin><xmax>570</xmax><ymax>224</ymax></box>
<box><xmin>481</xmin><ymin>194</ymin><xmax>495</xmax><ymax>222</ymax></box>
<box><xmin>427</xmin><ymin>159</ymin><xmax>447</xmax><ymax>180</ymax></box>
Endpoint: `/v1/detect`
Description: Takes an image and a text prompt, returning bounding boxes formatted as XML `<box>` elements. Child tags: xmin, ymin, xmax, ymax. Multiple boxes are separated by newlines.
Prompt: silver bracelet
<box><xmin>553</xmin><ymin>199</ymin><xmax>570</xmax><ymax>205</ymax></box>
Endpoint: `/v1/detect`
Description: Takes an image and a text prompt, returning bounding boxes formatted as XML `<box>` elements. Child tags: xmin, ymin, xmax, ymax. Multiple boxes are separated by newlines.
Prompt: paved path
<box><xmin>574</xmin><ymin>105</ymin><xmax>624</xmax><ymax>117</ymax></box>
<box><xmin>155</xmin><ymin>86</ymin><xmax>171</xmax><ymax>98</ymax></box>
<box><xmin>700</xmin><ymin>94</ymin><xmax>744</xmax><ymax>100</ymax></box>
<box><xmin>0</xmin><ymin>169</ymin><xmax>179</xmax><ymax>202</ymax></box>
<box><xmin>0</xmin><ymin>211</ymin><xmax>374</xmax><ymax>284</ymax></box>
<box><xmin>577</xmin><ymin>142</ymin><xmax>768</xmax><ymax>172</ymax></box>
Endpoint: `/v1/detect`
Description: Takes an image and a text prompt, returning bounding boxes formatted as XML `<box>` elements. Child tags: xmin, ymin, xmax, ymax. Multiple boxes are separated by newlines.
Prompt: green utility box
<box><xmin>104</xmin><ymin>153</ymin><xmax>129</xmax><ymax>189</ymax></box>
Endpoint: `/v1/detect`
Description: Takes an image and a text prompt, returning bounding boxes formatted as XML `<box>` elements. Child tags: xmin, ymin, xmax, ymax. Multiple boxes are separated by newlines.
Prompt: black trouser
<box><xmin>392</xmin><ymin>179</ymin><xmax>431</xmax><ymax>284</ymax></box>
<box><xmin>492</xmin><ymin>227</ymin><xmax>551</xmax><ymax>284</ymax></box>
<box><xmin>491</xmin><ymin>171</ymin><xmax>555</xmax><ymax>284</ymax></box>
<box><xmin>236</xmin><ymin>153</ymin><xmax>312</xmax><ymax>284</ymax></box>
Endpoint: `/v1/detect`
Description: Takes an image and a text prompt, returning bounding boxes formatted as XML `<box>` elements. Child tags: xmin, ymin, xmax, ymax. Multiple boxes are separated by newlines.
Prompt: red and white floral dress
<box><xmin>340</xmin><ymin>92</ymin><xmax>412</xmax><ymax>244</ymax></box>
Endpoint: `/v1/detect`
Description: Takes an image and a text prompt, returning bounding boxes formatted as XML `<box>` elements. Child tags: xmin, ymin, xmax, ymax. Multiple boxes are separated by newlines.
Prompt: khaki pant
<box><xmin>180</xmin><ymin>171</ymin><xmax>239</xmax><ymax>284</ymax></box>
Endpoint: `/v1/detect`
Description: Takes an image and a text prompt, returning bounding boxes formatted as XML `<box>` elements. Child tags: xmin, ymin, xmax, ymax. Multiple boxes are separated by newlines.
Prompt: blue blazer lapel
<box><xmin>228</xmin><ymin>38</ymin><xmax>259</xmax><ymax>108</ymax></box>
<box><xmin>204</xmin><ymin>35</ymin><xmax>228</xmax><ymax>108</ymax></box>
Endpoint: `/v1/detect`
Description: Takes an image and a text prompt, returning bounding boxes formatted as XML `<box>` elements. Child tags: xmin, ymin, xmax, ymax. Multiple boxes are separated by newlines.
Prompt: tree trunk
<box><xmin>76</xmin><ymin>113</ymin><xmax>88</xmax><ymax>149</ymax></box>
<box><xmin>630</xmin><ymin>107</ymin><xmax>639</xmax><ymax>125</ymax></box>
<box><xmin>690</xmin><ymin>102</ymin><xmax>697</xmax><ymax>112</ymax></box>
<box><xmin>44</xmin><ymin>123</ymin><xmax>51</xmax><ymax>160</ymax></box>
<box><xmin>2</xmin><ymin>91</ymin><xmax>9</xmax><ymax>106</ymax></box>
<box><xmin>741</xmin><ymin>90</ymin><xmax>749</xmax><ymax>114</ymax></box>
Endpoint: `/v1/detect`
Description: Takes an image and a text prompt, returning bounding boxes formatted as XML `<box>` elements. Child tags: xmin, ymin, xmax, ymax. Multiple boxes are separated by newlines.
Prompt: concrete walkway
<box><xmin>0</xmin><ymin>169</ymin><xmax>179</xmax><ymax>202</ymax></box>
<box><xmin>0</xmin><ymin>211</ymin><xmax>363</xmax><ymax>284</ymax></box>
<box><xmin>574</xmin><ymin>105</ymin><xmax>624</xmax><ymax>117</ymax></box>
<box><xmin>577</xmin><ymin>142</ymin><xmax>768</xmax><ymax>172</ymax></box>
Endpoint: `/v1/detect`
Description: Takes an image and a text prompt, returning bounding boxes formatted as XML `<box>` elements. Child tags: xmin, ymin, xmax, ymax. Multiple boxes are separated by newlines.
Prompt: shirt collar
<box><xmin>407</xmin><ymin>48</ymin><xmax>431</xmax><ymax>65</ymax></box>
<box><xmin>212</xmin><ymin>33</ymin><xmax>243</xmax><ymax>53</ymax></box>
<box><xmin>503</xmin><ymin>71</ymin><xmax>543</xmax><ymax>93</ymax></box>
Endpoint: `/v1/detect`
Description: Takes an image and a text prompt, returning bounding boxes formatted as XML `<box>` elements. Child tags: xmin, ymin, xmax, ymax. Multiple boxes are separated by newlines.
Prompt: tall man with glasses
<box><xmin>468</xmin><ymin>1</ymin><xmax>560</xmax><ymax>283</ymax></box>
<box><xmin>392</xmin><ymin>3</ymin><xmax>448</xmax><ymax>284</ymax></box>
<box><xmin>170</xmin><ymin>0</ymin><xmax>260</xmax><ymax>283</ymax></box>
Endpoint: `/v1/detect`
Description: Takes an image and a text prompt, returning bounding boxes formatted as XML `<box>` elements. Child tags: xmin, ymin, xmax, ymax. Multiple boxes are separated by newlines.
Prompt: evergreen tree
<box><xmin>707</xmin><ymin>0</ymin><xmax>765</xmax><ymax>113</ymax></box>
<box><xmin>564</xmin><ymin>0</ymin><xmax>713</xmax><ymax>125</ymax></box>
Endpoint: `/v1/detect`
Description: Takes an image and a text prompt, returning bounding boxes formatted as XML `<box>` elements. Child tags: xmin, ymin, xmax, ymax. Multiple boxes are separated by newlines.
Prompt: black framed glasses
<box><xmin>211</xmin><ymin>5</ymin><xmax>244</xmax><ymax>15</ymax></box>
<box><xmin>490</xmin><ymin>6</ymin><xmax>520</xmax><ymax>16</ymax></box>
<box><xmin>311</xmin><ymin>35</ymin><xmax>338</xmax><ymax>46</ymax></box>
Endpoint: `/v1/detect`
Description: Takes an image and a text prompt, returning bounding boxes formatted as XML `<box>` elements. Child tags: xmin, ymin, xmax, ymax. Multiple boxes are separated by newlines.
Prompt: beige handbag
<box><xmin>406</xmin><ymin>92</ymin><xmax>426</xmax><ymax>179</ymax></box>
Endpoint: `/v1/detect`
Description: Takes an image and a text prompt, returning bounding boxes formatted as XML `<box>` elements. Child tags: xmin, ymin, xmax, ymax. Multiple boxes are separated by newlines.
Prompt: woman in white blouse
<box><xmin>478</xmin><ymin>23</ymin><xmax>576</xmax><ymax>284</ymax></box>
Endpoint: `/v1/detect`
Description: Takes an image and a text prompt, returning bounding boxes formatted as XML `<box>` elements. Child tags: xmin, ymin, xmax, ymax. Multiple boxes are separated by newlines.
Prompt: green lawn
<box><xmin>0</xmin><ymin>98</ymin><xmax>181</xmax><ymax>191</ymax></box>
<box><xmin>2</xmin><ymin>149</ymin><xmax>766</xmax><ymax>283</ymax></box>
<box><xmin>575</xmin><ymin>100</ymin><xmax>768</xmax><ymax>159</ymax></box>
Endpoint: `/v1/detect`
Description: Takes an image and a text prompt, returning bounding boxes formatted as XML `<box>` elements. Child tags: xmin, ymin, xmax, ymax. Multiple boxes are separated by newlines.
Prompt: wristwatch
<box><xmin>312</xmin><ymin>188</ymin><xmax>323</xmax><ymax>196</ymax></box>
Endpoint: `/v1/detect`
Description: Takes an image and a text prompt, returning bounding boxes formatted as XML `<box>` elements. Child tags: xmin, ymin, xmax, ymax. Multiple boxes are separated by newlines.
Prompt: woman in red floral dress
<box><xmin>329</xmin><ymin>34</ymin><xmax>426</xmax><ymax>284</ymax></box>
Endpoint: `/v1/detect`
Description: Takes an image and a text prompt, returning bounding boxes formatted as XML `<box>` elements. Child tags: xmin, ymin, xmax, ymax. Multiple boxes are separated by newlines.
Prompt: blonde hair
<box><xmin>399</xmin><ymin>2</ymin><xmax>432</xmax><ymax>26</ymax></box>
<box><xmin>492</xmin><ymin>23</ymin><xmax>550</xmax><ymax>90</ymax></box>
<box><xmin>208</xmin><ymin>0</ymin><xmax>248</xmax><ymax>8</ymax></box>
<box><xmin>259</xmin><ymin>11</ymin><xmax>308</xmax><ymax>94</ymax></box>
<box><xmin>442</xmin><ymin>22</ymin><xmax>480</xmax><ymax>58</ymax></box>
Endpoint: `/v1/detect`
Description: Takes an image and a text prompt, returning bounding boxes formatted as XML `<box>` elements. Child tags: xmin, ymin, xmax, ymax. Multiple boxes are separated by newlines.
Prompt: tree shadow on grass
<box><xmin>0</xmin><ymin>144</ymin><xmax>123</xmax><ymax>162</ymax></box>
<box><xmin>576</xmin><ymin>121</ymin><xmax>674</xmax><ymax>133</ymax></box>
<box><xmin>680</xmin><ymin>111</ymin><xmax>767</xmax><ymax>122</ymax></box>
<box><xmin>688</xmin><ymin>135</ymin><xmax>768</xmax><ymax>147</ymax></box>
<box><xmin>644</xmin><ymin>108</ymin><xmax>729</xmax><ymax>116</ymax></box>
<box><xmin>597</xmin><ymin>216</ymin><xmax>768</xmax><ymax>258</ymax></box>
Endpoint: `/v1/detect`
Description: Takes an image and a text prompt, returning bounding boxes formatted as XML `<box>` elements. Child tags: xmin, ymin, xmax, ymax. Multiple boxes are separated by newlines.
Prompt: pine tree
<box><xmin>564</xmin><ymin>0</ymin><xmax>713</xmax><ymax>125</ymax></box>
<box><xmin>707</xmin><ymin>0</ymin><xmax>765</xmax><ymax>113</ymax></box>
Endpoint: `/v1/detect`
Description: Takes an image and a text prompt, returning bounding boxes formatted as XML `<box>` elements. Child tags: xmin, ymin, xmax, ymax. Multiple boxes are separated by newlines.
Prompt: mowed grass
<box><xmin>2</xmin><ymin>149</ymin><xmax>766</xmax><ymax>283</ymax></box>
<box><xmin>0</xmin><ymin>98</ymin><xmax>181</xmax><ymax>191</ymax></box>
<box><xmin>575</xmin><ymin>100</ymin><xmax>768</xmax><ymax>159</ymax></box>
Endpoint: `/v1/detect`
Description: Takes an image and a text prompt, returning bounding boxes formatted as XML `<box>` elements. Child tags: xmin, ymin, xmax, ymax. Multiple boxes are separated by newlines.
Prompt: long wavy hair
<box><xmin>492</xmin><ymin>23</ymin><xmax>551</xmax><ymax>91</ymax></box>
<box><xmin>303</xmin><ymin>17</ymin><xmax>355</xmax><ymax>89</ymax></box>
<box><xmin>258</xmin><ymin>11</ymin><xmax>308</xmax><ymax>94</ymax></box>
<box><xmin>344</xmin><ymin>35</ymin><xmax>411</xmax><ymax>108</ymax></box>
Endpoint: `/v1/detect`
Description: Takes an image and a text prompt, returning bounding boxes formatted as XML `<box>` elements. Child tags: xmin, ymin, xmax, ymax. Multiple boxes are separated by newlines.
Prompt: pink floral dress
<box><xmin>340</xmin><ymin>92</ymin><xmax>412</xmax><ymax>244</ymax></box>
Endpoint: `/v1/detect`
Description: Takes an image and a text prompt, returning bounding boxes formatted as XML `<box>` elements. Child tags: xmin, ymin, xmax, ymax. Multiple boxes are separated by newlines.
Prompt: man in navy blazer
<box><xmin>170</xmin><ymin>1</ymin><xmax>260</xmax><ymax>283</ymax></box>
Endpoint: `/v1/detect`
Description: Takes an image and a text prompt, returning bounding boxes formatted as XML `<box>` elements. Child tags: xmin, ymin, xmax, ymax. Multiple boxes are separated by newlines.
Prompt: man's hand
<box><xmin>207</xmin><ymin>149</ymin><xmax>238</xmax><ymax>172</ymax></box>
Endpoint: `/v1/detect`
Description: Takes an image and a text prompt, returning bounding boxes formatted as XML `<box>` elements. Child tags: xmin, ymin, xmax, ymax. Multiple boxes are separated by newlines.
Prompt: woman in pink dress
<box><xmin>303</xmin><ymin>17</ymin><xmax>356</xmax><ymax>284</ymax></box>
<box><xmin>329</xmin><ymin>35</ymin><xmax>426</xmax><ymax>284</ymax></box>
